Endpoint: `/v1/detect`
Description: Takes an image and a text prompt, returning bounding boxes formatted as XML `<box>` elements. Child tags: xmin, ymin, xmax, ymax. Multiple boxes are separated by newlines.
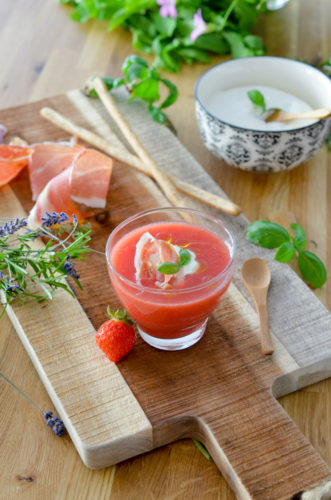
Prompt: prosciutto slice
<box><xmin>28</xmin><ymin>142</ymin><xmax>84</xmax><ymax>200</ymax></box>
<box><xmin>0</xmin><ymin>144</ymin><xmax>31</xmax><ymax>187</ymax></box>
<box><xmin>28</xmin><ymin>148</ymin><xmax>113</xmax><ymax>227</ymax></box>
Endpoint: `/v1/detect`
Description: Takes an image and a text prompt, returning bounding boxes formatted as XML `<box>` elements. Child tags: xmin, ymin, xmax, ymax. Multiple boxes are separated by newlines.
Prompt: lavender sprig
<box><xmin>41</xmin><ymin>211</ymin><xmax>69</xmax><ymax>227</ymax></box>
<box><xmin>0</xmin><ymin>212</ymin><xmax>92</xmax><ymax>316</ymax></box>
<box><xmin>0</xmin><ymin>217</ymin><xmax>27</xmax><ymax>236</ymax></box>
<box><xmin>0</xmin><ymin>372</ymin><xmax>66</xmax><ymax>437</ymax></box>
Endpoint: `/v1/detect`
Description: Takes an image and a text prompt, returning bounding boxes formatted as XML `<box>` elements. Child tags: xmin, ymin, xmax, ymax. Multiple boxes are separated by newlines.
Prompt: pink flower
<box><xmin>157</xmin><ymin>0</ymin><xmax>177</xmax><ymax>19</ymax></box>
<box><xmin>190</xmin><ymin>8</ymin><xmax>206</xmax><ymax>42</ymax></box>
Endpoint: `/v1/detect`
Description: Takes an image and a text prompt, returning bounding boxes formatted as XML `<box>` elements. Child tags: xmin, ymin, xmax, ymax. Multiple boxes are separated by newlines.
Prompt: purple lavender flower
<box><xmin>64</xmin><ymin>255</ymin><xmax>80</xmax><ymax>279</ymax></box>
<box><xmin>0</xmin><ymin>124</ymin><xmax>7</xmax><ymax>144</ymax></box>
<box><xmin>6</xmin><ymin>285</ymin><xmax>21</xmax><ymax>292</ymax></box>
<box><xmin>1</xmin><ymin>372</ymin><xmax>66</xmax><ymax>438</ymax></box>
<box><xmin>157</xmin><ymin>0</ymin><xmax>177</xmax><ymax>18</ymax></box>
<box><xmin>0</xmin><ymin>217</ymin><xmax>27</xmax><ymax>236</ymax></box>
<box><xmin>44</xmin><ymin>411</ymin><xmax>66</xmax><ymax>437</ymax></box>
<box><xmin>41</xmin><ymin>211</ymin><xmax>69</xmax><ymax>227</ymax></box>
<box><xmin>190</xmin><ymin>8</ymin><xmax>206</xmax><ymax>42</ymax></box>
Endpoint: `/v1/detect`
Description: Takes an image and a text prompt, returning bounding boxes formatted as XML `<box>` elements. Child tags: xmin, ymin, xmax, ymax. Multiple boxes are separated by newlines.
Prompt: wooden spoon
<box><xmin>241</xmin><ymin>258</ymin><xmax>274</xmax><ymax>355</ymax></box>
<box><xmin>265</xmin><ymin>108</ymin><xmax>331</xmax><ymax>123</ymax></box>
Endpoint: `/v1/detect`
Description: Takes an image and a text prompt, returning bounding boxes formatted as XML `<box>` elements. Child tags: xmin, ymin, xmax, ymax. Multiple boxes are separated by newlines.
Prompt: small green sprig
<box><xmin>246</xmin><ymin>221</ymin><xmax>327</xmax><ymax>288</ymax></box>
<box><xmin>0</xmin><ymin>212</ymin><xmax>91</xmax><ymax>317</ymax></box>
<box><xmin>319</xmin><ymin>56</ymin><xmax>331</xmax><ymax>78</ymax></box>
<box><xmin>193</xmin><ymin>439</ymin><xmax>213</xmax><ymax>461</ymax></box>
<box><xmin>86</xmin><ymin>55</ymin><xmax>178</xmax><ymax>126</ymax></box>
<box><xmin>247</xmin><ymin>89</ymin><xmax>280</xmax><ymax>117</ymax></box>
<box><xmin>157</xmin><ymin>248</ymin><xmax>191</xmax><ymax>275</ymax></box>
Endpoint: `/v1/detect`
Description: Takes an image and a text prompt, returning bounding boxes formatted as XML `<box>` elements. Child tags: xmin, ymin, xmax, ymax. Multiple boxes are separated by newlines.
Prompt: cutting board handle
<box><xmin>193</xmin><ymin>393</ymin><xmax>331</xmax><ymax>500</ymax></box>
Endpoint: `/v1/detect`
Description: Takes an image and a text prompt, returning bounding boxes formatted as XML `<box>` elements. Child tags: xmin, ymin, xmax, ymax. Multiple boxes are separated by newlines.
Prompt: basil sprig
<box><xmin>246</xmin><ymin>221</ymin><xmax>327</xmax><ymax>288</ymax></box>
<box><xmin>87</xmin><ymin>55</ymin><xmax>178</xmax><ymax>126</ymax></box>
<box><xmin>247</xmin><ymin>89</ymin><xmax>266</xmax><ymax>114</ymax></box>
<box><xmin>157</xmin><ymin>248</ymin><xmax>191</xmax><ymax>275</ymax></box>
<box><xmin>247</xmin><ymin>89</ymin><xmax>281</xmax><ymax>118</ymax></box>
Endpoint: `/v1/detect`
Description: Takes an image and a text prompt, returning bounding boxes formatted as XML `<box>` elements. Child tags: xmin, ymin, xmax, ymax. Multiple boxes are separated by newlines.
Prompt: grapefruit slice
<box><xmin>0</xmin><ymin>144</ymin><xmax>31</xmax><ymax>187</ymax></box>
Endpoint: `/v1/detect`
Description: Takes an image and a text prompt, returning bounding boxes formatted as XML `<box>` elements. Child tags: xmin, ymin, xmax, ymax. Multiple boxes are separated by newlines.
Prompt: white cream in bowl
<box><xmin>205</xmin><ymin>85</ymin><xmax>317</xmax><ymax>131</ymax></box>
<box><xmin>194</xmin><ymin>57</ymin><xmax>331</xmax><ymax>171</ymax></box>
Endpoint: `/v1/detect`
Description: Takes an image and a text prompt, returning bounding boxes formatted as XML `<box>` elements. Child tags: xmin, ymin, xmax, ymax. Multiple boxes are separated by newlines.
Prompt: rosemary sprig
<box><xmin>0</xmin><ymin>212</ymin><xmax>92</xmax><ymax>316</ymax></box>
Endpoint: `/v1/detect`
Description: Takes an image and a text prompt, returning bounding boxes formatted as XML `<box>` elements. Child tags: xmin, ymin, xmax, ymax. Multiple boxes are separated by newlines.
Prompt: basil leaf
<box><xmin>122</xmin><ymin>54</ymin><xmax>149</xmax><ymax>72</ymax></box>
<box><xmin>159</xmin><ymin>78</ymin><xmax>178</xmax><ymax>109</ymax></box>
<box><xmin>193</xmin><ymin>33</ymin><xmax>229</xmax><ymax>54</ymax></box>
<box><xmin>244</xmin><ymin>34</ymin><xmax>265</xmax><ymax>51</ymax></box>
<box><xmin>223</xmin><ymin>31</ymin><xmax>255</xmax><ymax>58</ymax></box>
<box><xmin>297</xmin><ymin>249</ymin><xmax>327</xmax><ymax>288</ymax></box>
<box><xmin>247</xmin><ymin>89</ymin><xmax>266</xmax><ymax>113</ymax></box>
<box><xmin>179</xmin><ymin>249</ymin><xmax>191</xmax><ymax>267</ymax></box>
<box><xmin>176</xmin><ymin>47</ymin><xmax>211</xmax><ymax>64</ymax></box>
<box><xmin>131</xmin><ymin>79</ymin><xmax>160</xmax><ymax>103</ymax></box>
<box><xmin>246</xmin><ymin>221</ymin><xmax>290</xmax><ymax>249</ymax></box>
<box><xmin>274</xmin><ymin>242</ymin><xmax>296</xmax><ymax>263</ymax></box>
<box><xmin>126</xmin><ymin>63</ymin><xmax>149</xmax><ymax>81</ymax></box>
<box><xmin>157</xmin><ymin>262</ymin><xmax>180</xmax><ymax>275</ymax></box>
<box><xmin>151</xmin><ymin>12</ymin><xmax>177</xmax><ymax>37</ymax></box>
<box><xmin>290</xmin><ymin>223</ymin><xmax>306</xmax><ymax>249</ymax></box>
<box><xmin>148</xmin><ymin>105</ymin><xmax>166</xmax><ymax>124</ymax></box>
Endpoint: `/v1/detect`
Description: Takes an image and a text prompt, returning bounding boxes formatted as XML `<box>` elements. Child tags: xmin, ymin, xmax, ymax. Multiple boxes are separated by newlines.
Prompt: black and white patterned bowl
<box><xmin>194</xmin><ymin>57</ymin><xmax>331</xmax><ymax>172</ymax></box>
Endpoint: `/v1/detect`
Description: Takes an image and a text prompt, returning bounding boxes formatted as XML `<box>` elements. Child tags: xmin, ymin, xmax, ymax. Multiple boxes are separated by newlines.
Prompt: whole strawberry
<box><xmin>96</xmin><ymin>308</ymin><xmax>136</xmax><ymax>362</ymax></box>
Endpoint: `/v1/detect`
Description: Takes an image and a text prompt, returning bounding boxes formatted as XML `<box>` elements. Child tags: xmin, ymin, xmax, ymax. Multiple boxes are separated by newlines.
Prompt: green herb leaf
<box><xmin>246</xmin><ymin>218</ymin><xmax>327</xmax><ymax>289</ymax></box>
<box><xmin>297</xmin><ymin>250</ymin><xmax>327</xmax><ymax>289</ymax></box>
<box><xmin>157</xmin><ymin>262</ymin><xmax>180</xmax><ymax>275</ymax></box>
<box><xmin>193</xmin><ymin>439</ymin><xmax>213</xmax><ymax>461</ymax></box>
<box><xmin>290</xmin><ymin>223</ymin><xmax>306</xmax><ymax>249</ymax></box>
<box><xmin>0</xmin><ymin>214</ymin><xmax>91</xmax><ymax>315</ymax></box>
<box><xmin>61</xmin><ymin>0</ymin><xmax>267</xmax><ymax>73</ymax></box>
<box><xmin>274</xmin><ymin>242</ymin><xmax>296</xmax><ymax>263</ymax></box>
<box><xmin>246</xmin><ymin>221</ymin><xmax>290</xmax><ymax>249</ymax></box>
<box><xmin>178</xmin><ymin>248</ymin><xmax>191</xmax><ymax>266</ymax></box>
<box><xmin>247</xmin><ymin>89</ymin><xmax>266</xmax><ymax>114</ymax></box>
<box><xmin>157</xmin><ymin>248</ymin><xmax>192</xmax><ymax>275</ymax></box>
<box><xmin>85</xmin><ymin>54</ymin><xmax>178</xmax><ymax>126</ymax></box>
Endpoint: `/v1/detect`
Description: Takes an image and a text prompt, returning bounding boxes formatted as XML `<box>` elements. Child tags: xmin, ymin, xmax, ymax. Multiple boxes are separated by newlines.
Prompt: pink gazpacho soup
<box><xmin>108</xmin><ymin>221</ymin><xmax>234</xmax><ymax>340</ymax></box>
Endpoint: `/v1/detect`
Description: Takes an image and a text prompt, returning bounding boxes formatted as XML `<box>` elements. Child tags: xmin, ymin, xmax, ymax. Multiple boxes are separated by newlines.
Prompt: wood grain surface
<box><xmin>0</xmin><ymin>1</ymin><xmax>330</xmax><ymax>499</ymax></box>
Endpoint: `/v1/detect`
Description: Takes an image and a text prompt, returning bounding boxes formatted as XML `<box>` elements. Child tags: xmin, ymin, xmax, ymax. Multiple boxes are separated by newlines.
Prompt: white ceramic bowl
<box><xmin>194</xmin><ymin>56</ymin><xmax>331</xmax><ymax>172</ymax></box>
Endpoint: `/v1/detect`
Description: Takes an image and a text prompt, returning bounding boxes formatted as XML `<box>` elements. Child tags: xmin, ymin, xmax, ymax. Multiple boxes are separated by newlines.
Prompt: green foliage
<box><xmin>247</xmin><ymin>89</ymin><xmax>266</xmax><ymax>113</ymax></box>
<box><xmin>246</xmin><ymin>220</ymin><xmax>327</xmax><ymax>289</ymax></box>
<box><xmin>319</xmin><ymin>56</ymin><xmax>331</xmax><ymax>78</ymax></box>
<box><xmin>193</xmin><ymin>439</ymin><xmax>213</xmax><ymax>461</ymax></box>
<box><xmin>0</xmin><ymin>218</ymin><xmax>91</xmax><ymax>317</ymax></box>
<box><xmin>60</xmin><ymin>0</ymin><xmax>269</xmax><ymax>72</ymax></box>
<box><xmin>157</xmin><ymin>248</ymin><xmax>192</xmax><ymax>275</ymax></box>
<box><xmin>87</xmin><ymin>55</ymin><xmax>178</xmax><ymax>125</ymax></box>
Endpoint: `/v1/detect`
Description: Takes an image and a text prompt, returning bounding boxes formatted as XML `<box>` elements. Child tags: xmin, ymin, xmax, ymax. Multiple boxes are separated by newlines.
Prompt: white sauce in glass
<box><xmin>204</xmin><ymin>85</ymin><xmax>317</xmax><ymax>131</ymax></box>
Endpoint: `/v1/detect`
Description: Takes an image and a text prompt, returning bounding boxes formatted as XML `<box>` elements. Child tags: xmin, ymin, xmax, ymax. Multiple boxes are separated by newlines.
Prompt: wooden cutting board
<box><xmin>1</xmin><ymin>89</ymin><xmax>331</xmax><ymax>500</ymax></box>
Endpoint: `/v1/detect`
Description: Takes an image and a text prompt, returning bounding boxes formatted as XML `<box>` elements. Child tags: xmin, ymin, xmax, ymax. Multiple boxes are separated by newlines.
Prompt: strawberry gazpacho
<box><xmin>106</xmin><ymin>208</ymin><xmax>236</xmax><ymax>350</ymax></box>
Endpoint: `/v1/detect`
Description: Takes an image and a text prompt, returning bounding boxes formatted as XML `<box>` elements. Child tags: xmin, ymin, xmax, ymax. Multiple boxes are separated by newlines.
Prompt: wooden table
<box><xmin>0</xmin><ymin>1</ymin><xmax>330</xmax><ymax>498</ymax></box>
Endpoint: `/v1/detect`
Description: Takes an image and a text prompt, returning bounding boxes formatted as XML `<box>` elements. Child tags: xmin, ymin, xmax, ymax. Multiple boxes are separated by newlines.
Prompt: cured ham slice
<box><xmin>28</xmin><ymin>142</ymin><xmax>84</xmax><ymax>200</ymax></box>
<box><xmin>28</xmin><ymin>148</ymin><xmax>113</xmax><ymax>227</ymax></box>
<box><xmin>71</xmin><ymin>149</ymin><xmax>114</xmax><ymax>208</ymax></box>
<box><xmin>0</xmin><ymin>144</ymin><xmax>31</xmax><ymax>187</ymax></box>
<box><xmin>134</xmin><ymin>232</ymin><xmax>199</xmax><ymax>289</ymax></box>
<box><xmin>135</xmin><ymin>232</ymin><xmax>180</xmax><ymax>288</ymax></box>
